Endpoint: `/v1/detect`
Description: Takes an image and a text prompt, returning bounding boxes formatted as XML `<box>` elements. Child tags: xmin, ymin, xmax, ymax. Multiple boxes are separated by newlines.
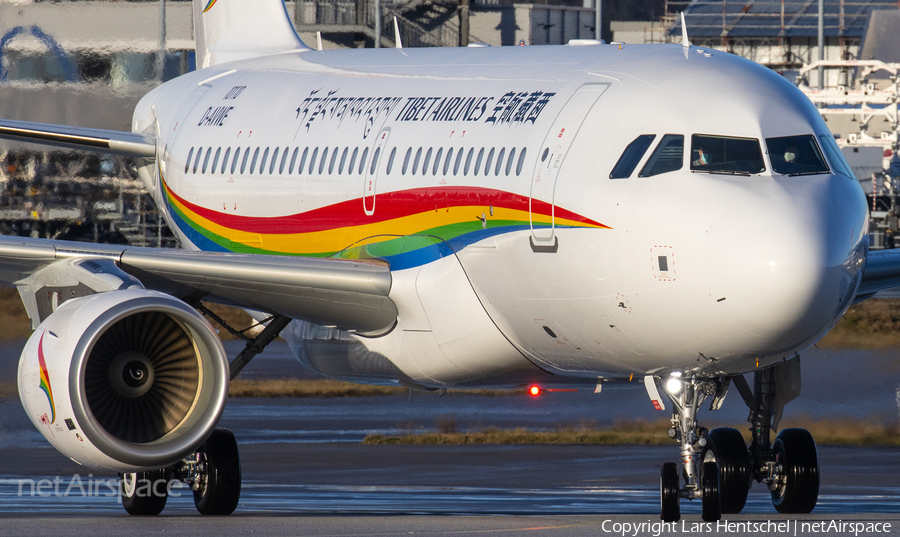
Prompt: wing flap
<box><xmin>0</xmin><ymin>119</ymin><xmax>156</xmax><ymax>158</ymax></box>
<box><xmin>0</xmin><ymin>236</ymin><xmax>396</xmax><ymax>334</ymax></box>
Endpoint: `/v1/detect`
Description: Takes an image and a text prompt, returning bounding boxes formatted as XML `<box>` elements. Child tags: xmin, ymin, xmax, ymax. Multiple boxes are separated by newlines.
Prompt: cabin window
<box><xmin>516</xmin><ymin>147</ymin><xmax>527</xmax><ymax>176</ymax></box>
<box><xmin>432</xmin><ymin>148</ymin><xmax>443</xmax><ymax>175</ymax></box>
<box><xmin>817</xmin><ymin>134</ymin><xmax>853</xmax><ymax>178</ymax></box>
<box><xmin>222</xmin><ymin>148</ymin><xmax>232</xmax><ymax>174</ymax></box>
<box><xmin>279</xmin><ymin>147</ymin><xmax>289</xmax><ymax>174</ymax></box>
<box><xmin>691</xmin><ymin>134</ymin><xmax>765</xmax><ymax>175</ymax></box>
<box><xmin>464</xmin><ymin>148</ymin><xmax>474</xmax><ymax>176</ymax></box>
<box><xmin>423</xmin><ymin>148</ymin><xmax>433</xmax><ymax>175</ymax></box>
<box><xmin>474</xmin><ymin>148</ymin><xmax>484</xmax><ymax>176</ymax></box>
<box><xmin>327</xmin><ymin>146</ymin><xmax>337</xmax><ymax>174</ymax></box>
<box><xmin>349</xmin><ymin>147</ymin><xmax>358</xmax><ymax>174</ymax></box>
<box><xmin>639</xmin><ymin>135</ymin><xmax>684</xmax><ymax>178</ymax></box>
<box><xmin>485</xmin><ymin>148</ymin><xmax>495</xmax><ymax>176</ymax></box>
<box><xmin>298</xmin><ymin>148</ymin><xmax>308</xmax><ymax>174</ymax></box>
<box><xmin>494</xmin><ymin>148</ymin><xmax>505</xmax><ymax>176</ymax></box>
<box><xmin>287</xmin><ymin>147</ymin><xmax>298</xmax><ymax>174</ymax></box>
<box><xmin>370</xmin><ymin>147</ymin><xmax>381</xmax><ymax>175</ymax></box>
<box><xmin>505</xmin><ymin>148</ymin><xmax>517</xmax><ymax>176</ymax></box>
<box><xmin>765</xmin><ymin>135</ymin><xmax>829</xmax><ymax>176</ymax></box>
<box><xmin>402</xmin><ymin>148</ymin><xmax>412</xmax><ymax>175</ymax></box>
<box><xmin>270</xmin><ymin>147</ymin><xmax>280</xmax><ymax>174</ymax></box>
<box><xmin>240</xmin><ymin>148</ymin><xmax>250</xmax><ymax>174</ymax></box>
<box><xmin>442</xmin><ymin>148</ymin><xmax>453</xmax><ymax>176</ymax></box>
<box><xmin>412</xmin><ymin>147</ymin><xmax>423</xmax><ymax>175</ymax></box>
<box><xmin>202</xmin><ymin>148</ymin><xmax>212</xmax><ymax>174</ymax></box>
<box><xmin>259</xmin><ymin>147</ymin><xmax>269</xmax><ymax>174</ymax></box>
<box><xmin>386</xmin><ymin>147</ymin><xmax>397</xmax><ymax>175</ymax></box>
<box><xmin>231</xmin><ymin>148</ymin><xmax>241</xmax><ymax>174</ymax></box>
<box><xmin>269</xmin><ymin>148</ymin><xmax>279</xmax><ymax>174</ymax></box>
<box><xmin>609</xmin><ymin>134</ymin><xmax>656</xmax><ymax>179</ymax></box>
<box><xmin>308</xmin><ymin>147</ymin><xmax>319</xmax><ymax>174</ymax></box>
<box><xmin>193</xmin><ymin>147</ymin><xmax>203</xmax><ymax>174</ymax></box>
<box><xmin>319</xmin><ymin>147</ymin><xmax>329</xmax><ymax>175</ymax></box>
<box><xmin>339</xmin><ymin>147</ymin><xmax>348</xmax><ymax>174</ymax></box>
<box><xmin>250</xmin><ymin>147</ymin><xmax>260</xmax><ymax>174</ymax></box>
<box><xmin>453</xmin><ymin>147</ymin><xmax>463</xmax><ymax>175</ymax></box>
<box><xmin>185</xmin><ymin>148</ymin><xmax>194</xmax><ymax>173</ymax></box>
<box><xmin>359</xmin><ymin>147</ymin><xmax>369</xmax><ymax>175</ymax></box>
<box><xmin>211</xmin><ymin>148</ymin><xmax>221</xmax><ymax>174</ymax></box>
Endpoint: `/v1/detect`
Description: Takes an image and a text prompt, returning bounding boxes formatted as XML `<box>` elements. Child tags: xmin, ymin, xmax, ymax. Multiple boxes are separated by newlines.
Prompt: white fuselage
<box><xmin>131</xmin><ymin>43</ymin><xmax>868</xmax><ymax>387</ymax></box>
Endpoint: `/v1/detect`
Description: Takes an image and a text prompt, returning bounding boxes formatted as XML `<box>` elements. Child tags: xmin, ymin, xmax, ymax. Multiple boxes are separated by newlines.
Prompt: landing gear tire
<box><xmin>700</xmin><ymin>461</ymin><xmax>721</xmax><ymax>522</ymax></box>
<box><xmin>193</xmin><ymin>428</ymin><xmax>241</xmax><ymax>515</ymax></box>
<box><xmin>700</xmin><ymin>427</ymin><xmax>751</xmax><ymax>514</ymax></box>
<box><xmin>120</xmin><ymin>469</ymin><xmax>168</xmax><ymax>516</ymax></box>
<box><xmin>660</xmin><ymin>462</ymin><xmax>680</xmax><ymax>522</ymax></box>
<box><xmin>771</xmin><ymin>428</ymin><xmax>819</xmax><ymax>514</ymax></box>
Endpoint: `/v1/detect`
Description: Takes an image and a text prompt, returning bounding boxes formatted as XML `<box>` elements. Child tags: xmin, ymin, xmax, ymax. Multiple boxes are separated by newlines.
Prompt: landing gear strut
<box><xmin>119</xmin><ymin>427</ymin><xmax>242</xmax><ymax>516</ymax></box>
<box><xmin>655</xmin><ymin>375</ymin><xmax>723</xmax><ymax>522</ymax></box>
<box><xmin>734</xmin><ymin>363</ymin><xmax>819</xmax><ymax>513</ymax></box>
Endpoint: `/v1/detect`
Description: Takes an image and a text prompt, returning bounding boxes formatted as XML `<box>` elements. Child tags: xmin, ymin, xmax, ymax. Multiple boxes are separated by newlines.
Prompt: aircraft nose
<box><xmin>705</xmin><ymin>177</ymin><xmax>866</xmax><ymax>352</ymax></box>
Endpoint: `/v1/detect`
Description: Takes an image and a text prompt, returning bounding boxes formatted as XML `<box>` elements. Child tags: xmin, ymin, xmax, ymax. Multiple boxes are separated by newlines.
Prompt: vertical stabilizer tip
<box><xmin>681</xmin><ymin>12</ymin><xmax>690</xmax><ymax>48</ymax></box>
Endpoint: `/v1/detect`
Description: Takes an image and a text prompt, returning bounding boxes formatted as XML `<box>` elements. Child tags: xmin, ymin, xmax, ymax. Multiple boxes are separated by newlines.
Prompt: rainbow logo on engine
<box><xmin>202</xmin><ymin>0</ymin><xmax>218</xmax><ymax>13</ymax></box>
<box><xmin>37</xmin><ymin>334</ymin><xmax>55</xmax><ymax>425</ymax></box>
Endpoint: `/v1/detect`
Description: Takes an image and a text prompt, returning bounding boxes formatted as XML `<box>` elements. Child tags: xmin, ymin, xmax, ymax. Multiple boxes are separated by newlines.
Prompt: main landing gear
<box><xmin>653</xmin><ymin>360</ymin><xmax>819</xmax><ymax>521</ymax></box>
<box><xmin>120</xmin><ymin>428</ymin><xmax>242</xmax><ymax>516</ymax></box>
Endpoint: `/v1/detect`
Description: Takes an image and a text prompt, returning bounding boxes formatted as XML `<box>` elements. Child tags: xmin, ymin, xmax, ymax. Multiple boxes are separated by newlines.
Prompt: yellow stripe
<box><xmin>170</xmin><ymin>194</ymin><xmax>598</xmax><ymax>254</ymax></box>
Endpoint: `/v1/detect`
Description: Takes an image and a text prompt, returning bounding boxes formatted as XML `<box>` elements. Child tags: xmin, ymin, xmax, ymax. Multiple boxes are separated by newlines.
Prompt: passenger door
<box><xmin>529</xmin><ymin>83</ymin><xmax>608</xmax><ymax>245</ymax></box>
<box><xmin>363</xmin><ymin>127</ymin><xmax>391</xmax><ymax>216</ymax></box>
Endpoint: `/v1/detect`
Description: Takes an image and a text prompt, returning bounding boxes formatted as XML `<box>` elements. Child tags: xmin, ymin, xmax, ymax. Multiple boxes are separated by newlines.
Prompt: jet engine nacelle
<box><xmin>18</xmin><ymin>289</ymin><xmax>229</xmax><ymax>472</ymax></box>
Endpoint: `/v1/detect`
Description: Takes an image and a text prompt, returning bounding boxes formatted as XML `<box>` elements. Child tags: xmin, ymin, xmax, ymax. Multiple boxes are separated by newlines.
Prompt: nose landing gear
<box><xmin>655</xmin><ymin>375</ymin><xmax>723</xmax><ymax>522</ymax></box>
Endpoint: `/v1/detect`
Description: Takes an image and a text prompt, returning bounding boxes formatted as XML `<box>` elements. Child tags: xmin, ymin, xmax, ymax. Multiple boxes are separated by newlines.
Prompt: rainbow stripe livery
<box><xmin>202</xmin><ymin>0</ymin><xmax>218</xmax><ymax>13</ymax></box>
<box><xmin>161</xmin><ymin>179</ymin><xmax>610</xmax><ymax>270</ymax></box>
<box><xmin>37</xmin><ymin>333</ymin><xmax>55</xmax><ymax>425</ymax></box>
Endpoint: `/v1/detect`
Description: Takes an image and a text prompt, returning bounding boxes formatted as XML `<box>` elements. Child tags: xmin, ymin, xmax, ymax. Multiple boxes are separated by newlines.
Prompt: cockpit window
<box><xmin>691</xmin><ymin>134</ymin><xmax>765</xmax><ymax>175</ymax></box>
<box><xmin>639</xmin><ymin>134</ymin><xmax>683</xmax><ymax>178</ymax></box>
<box><xmin>766</xmin><ymin>135</ymin><xmax>829</xmax><ymax>176</ymax></box>
<box><xmin>610</xmin><ymin>134</ymin><xmax>655</xmax><ymax>179</ymax></box>
<box><xmin>817</xmin><ymin>134</ymin><xmax>855</xmax><ymax>179</ymax></box>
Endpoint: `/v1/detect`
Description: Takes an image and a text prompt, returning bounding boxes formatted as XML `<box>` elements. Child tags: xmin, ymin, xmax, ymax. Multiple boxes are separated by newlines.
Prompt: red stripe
<box><xmin>167</xmin><ymin>186</ymin><xmax>607</xmax><ymax>234</ymax></box>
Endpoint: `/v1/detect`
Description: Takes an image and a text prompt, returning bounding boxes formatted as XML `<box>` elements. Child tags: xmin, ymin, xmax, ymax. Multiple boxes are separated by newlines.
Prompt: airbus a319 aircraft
<box><xmin>1</xmin><ymin>0</ymin><xmax>897</xmax><ymax>522</ymax></box>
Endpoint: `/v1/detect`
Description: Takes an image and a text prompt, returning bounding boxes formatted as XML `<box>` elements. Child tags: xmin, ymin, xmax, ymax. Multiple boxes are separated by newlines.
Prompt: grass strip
<box><xmin>364</xmin><ymin>418</ymin><xmax>900</xmax><ymax>447</ymax></box>
<box><xmin>227</xmin><ymin>379</ymin><xmax>523</xmax><ymax>398</ymax></box>
<box><xmin>229</xmin><ymin>379</ymin><xmax>406</xmax><ymax>398</ymax></box>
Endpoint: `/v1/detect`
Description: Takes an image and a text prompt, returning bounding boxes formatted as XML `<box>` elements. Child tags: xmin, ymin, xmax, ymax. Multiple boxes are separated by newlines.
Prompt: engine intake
<box><xmin>18</xmin><ymin>290</ymin><xmax>229</xmax><ymax>472</ymax></box>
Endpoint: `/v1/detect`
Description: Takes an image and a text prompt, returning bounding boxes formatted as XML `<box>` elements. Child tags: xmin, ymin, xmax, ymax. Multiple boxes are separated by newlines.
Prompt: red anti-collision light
<box><xmin>529</xmin><ymin>385</ymin><xmax>541</xmax><ymax>396</ymax></box>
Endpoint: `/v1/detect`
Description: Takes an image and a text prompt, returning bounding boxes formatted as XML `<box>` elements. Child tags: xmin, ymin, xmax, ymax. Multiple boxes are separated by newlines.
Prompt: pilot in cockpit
<box><xmin>692</xmin><ymin>147</ymin><xmax>710</xmax><ymax>167</ymax></box>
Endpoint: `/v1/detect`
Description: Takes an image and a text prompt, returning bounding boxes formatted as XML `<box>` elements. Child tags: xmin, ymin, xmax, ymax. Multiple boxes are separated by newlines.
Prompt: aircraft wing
<box><xmin>856</xmin><ymin>248</ymin><xmax>900</xmax><ymax>300</ymax></box>
<box><xmin>0</xmin><ymin>235</ymin><xmax>396</xmax><ymax>334</ymax></box>
<box><xmin>0</xmin><ymin>118</ymin><xmax>156</xmax><ymax>157</ymax></box>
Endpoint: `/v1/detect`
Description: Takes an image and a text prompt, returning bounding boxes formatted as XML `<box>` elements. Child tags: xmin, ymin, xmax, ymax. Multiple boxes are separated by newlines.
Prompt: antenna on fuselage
<box><xmin>393</xmin><ymin>16</ymin><xmax>403</xmax><ymax>48</ymax></box>
<box><xmin>316</xmin><ymin>31</ymin><xmax>323</xmax><ymax>51</ymax></box>
<box><xmin>681</xmin><ymin>12</ymin><xmax>690</xmax><ymax>48</ymax></box>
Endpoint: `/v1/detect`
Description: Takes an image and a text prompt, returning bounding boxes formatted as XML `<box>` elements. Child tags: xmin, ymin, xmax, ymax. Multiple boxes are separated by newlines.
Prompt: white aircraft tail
<box><xmin>193</xmin><ymin>0</ymin><xmax>310</xmax><ymax>69</ymax></box>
